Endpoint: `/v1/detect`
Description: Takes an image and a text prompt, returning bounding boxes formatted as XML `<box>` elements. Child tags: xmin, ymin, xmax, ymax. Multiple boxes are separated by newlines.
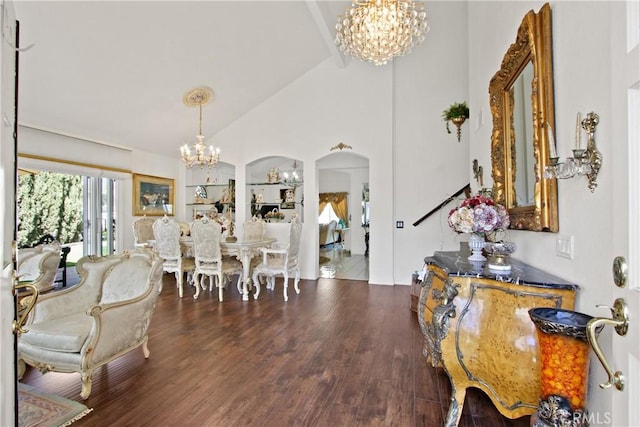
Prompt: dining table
<box><xmin>179</xmin><ymin>236</ymin><xmax>276</xmax><ymax>301</ymax></box>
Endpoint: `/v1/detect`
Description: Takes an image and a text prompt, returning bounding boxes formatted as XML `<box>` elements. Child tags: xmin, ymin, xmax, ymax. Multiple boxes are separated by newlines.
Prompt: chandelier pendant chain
<box><xmin>198</xmin><ymin>101</ymin><xmax>203</xmax><ymax>137</ymax></box>
<box><xmin>180</xmin><ymin>87</ymin><xmax>221</xmax><ymax>169</ymax></box>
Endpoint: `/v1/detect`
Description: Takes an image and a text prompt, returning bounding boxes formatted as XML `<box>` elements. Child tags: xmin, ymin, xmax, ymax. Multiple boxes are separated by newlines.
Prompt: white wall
<box><xmin>393</xmin><ymin>1</ymin><xmax>470</xmax><ymax>283</ymax></box>
<box><xmin>467</xmin><ymin>1</ymin><xmax>623</xmax><ymax>419</ymax></box>
<box><xmin>213</xmin><ymin>2</ymin><xmax>470</xmax><ymax>285</ymax></box>
<box><xmin>215</xmin><ymin>59</ymin><xmax>395</xmax><ymax>284</ymax></box>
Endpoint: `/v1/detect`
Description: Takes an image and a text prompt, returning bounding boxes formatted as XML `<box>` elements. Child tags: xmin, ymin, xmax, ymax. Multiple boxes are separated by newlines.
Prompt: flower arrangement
<box><xmin>448</xmin><ymin>194</ymin><xmax>510</xmax><ymax>235</ymax></box>
<box><xmin>264</xmin><ymin>209</ymin><xmax>285</xmax><ymax>220</ymax></box>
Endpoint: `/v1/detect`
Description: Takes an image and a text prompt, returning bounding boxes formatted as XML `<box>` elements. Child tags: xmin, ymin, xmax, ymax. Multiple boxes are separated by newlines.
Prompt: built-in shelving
<box><xmin>185</xmin><ymin>163</ymin><xmax>235</xmax><ymax>220</ymax></box>
<box><xmin>246</xmin><ymin>157</ymin><xmax>304</xmax><ymax>222</ymax></box>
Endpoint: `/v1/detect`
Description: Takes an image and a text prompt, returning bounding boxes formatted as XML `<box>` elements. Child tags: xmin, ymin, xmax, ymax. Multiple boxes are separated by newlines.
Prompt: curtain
<box><xmin>319</xmin><ymin>192</ymin><xmax>349</xmax><ymax>226</ymax></box>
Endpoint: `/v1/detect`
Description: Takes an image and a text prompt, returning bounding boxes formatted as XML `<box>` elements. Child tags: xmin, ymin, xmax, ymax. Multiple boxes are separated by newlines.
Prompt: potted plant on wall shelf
<box><xmin>442</xmin><ymin>101</ymin><xmax>470</xmax><ymax>142</ymax></box>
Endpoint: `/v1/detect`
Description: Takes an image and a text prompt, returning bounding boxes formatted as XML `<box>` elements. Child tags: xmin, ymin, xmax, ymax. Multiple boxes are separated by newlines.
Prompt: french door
<box><xmin>82</xmin><ymin>176</ymin><xmax>117</xmax><ymax>257</ymax></box>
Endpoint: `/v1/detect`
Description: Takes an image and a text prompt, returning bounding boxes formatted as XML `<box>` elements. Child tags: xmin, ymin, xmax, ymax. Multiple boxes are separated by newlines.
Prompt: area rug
<box><xmin>18</xmin><ymin>383</ymin><xmax>92</xmax><ymax>427</ymax></box>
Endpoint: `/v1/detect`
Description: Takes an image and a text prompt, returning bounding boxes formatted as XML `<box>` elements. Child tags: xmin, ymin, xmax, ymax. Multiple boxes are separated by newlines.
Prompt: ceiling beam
<box><xmin>305</xmin><ymin>0</ymin><xmax>346</xmax><ymax>68</ymax></box>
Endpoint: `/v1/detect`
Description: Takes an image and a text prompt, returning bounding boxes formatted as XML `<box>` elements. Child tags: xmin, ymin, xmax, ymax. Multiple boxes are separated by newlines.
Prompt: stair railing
<box><xmin>412</xmin><ymin>184</ymin><xmax>471</xmax><ymax>227</ymax></box>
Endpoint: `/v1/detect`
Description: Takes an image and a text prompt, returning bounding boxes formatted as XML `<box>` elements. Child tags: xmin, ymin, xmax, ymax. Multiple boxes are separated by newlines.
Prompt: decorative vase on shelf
<box><xmin>467</xmin><ymin>233</ymin><xmax>486</xmax><ymax>262</ymax></box>
<box><xmin>528</xmin><ymin>308</ymin><xmax>602</xmax><ymax>427</ymax></box>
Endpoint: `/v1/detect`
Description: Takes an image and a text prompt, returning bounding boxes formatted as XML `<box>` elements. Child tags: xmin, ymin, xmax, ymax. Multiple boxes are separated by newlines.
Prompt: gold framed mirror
<box><xmin>489</xmin><ymin>3</ymin><xmax>558</xmax><ymax>232</ymax></box>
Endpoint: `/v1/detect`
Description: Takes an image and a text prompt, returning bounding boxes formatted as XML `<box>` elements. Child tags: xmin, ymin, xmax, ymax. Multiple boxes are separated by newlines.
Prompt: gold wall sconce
<box><xmin>543</xmin><ymin>111</ymin><xmax>602</xmax><ymax>192</ymax></box>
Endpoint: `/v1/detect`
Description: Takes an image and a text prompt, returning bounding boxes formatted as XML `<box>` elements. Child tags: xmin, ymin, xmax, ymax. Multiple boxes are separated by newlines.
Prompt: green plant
<box><xmin>442</xmin><ymin>102</ymin><xmax>470</xmax><ymax>134</ymax></box>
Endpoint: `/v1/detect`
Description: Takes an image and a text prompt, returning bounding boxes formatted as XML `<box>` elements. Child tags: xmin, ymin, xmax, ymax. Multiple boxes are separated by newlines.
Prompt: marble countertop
<box><xmin>423</xmin><ymin>250</ymin><xmax>578</xmax><ymax>290</ymax></box>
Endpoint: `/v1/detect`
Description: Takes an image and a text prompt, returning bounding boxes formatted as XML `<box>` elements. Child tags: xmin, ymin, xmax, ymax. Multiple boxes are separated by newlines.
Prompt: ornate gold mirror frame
<box><xmin>489</xmin><ymin>3</ymin><xmax>558</xmax><ymax>232</ymax></box>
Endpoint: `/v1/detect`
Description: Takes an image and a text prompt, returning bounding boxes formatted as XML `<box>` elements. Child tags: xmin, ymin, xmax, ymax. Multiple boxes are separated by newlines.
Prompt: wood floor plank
<box><xmin>20</xmin><ymin>273</ymin><xmax>531</xmax><ymax>426</ymax></box>
<box><xmin>356</xmin><ymin>378</ymin><xmax>391</xmax><ymax>426</ymax></box>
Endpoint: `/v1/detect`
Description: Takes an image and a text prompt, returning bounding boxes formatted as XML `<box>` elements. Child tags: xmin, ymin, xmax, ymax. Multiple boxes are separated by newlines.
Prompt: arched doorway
<box><xmin>316</xmin><ymin>152</ymin><xmax>369</xmax><ymax>280</ymax></box>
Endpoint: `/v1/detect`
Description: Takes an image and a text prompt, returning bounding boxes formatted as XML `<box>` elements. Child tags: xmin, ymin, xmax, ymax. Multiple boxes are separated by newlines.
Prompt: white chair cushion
<box><xmin>21</xmin><ymin>313</ymin><xmax>92</xmax><ymax>353</ymax></box>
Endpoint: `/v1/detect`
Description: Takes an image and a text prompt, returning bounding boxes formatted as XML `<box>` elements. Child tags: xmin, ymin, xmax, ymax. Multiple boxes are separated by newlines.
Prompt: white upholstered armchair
<box><xmin>17</xmin><ymin>242</ymin><xmax>62</xmax><ymax>294</ymax></box>
<box><xmin>17</xmin><ymin>249</ymin><xmax>164</xmax><ymax>399</ymax></box>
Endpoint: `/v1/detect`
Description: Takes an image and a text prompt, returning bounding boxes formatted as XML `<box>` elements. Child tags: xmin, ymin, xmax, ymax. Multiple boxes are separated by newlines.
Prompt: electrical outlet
<box><xmin>556</xmin><ymin>235</ymin><xmax>574</xmax><ymax>259</ymax></box>
<box><xmin>396</xmin><ymin>221</ymin><xmax>404</xmax><ymax>229</ymax></box>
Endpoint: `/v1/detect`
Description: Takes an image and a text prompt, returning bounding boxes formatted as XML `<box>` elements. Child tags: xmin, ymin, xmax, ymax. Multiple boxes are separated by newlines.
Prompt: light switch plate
<box><xmin>556</xmin><ymin>235</ymin><xmax>574</xmax><ymax>259</ymax></box>
<box><xmin>396</xmin><ymin>221</ymin><xmax>404</xmax><ymax>229</ymax></box>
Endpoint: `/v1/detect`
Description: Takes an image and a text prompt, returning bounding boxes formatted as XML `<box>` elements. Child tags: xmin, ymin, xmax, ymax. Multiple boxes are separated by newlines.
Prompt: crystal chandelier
<box><xmin>335</xmin><ymin>0</ymin><xmax>429</xmax><ymax>66</ymax></box>
<box><xmin>180</xmin><ymin>87</ymin><xmax>221</xmax><ymax>168</ymax></box>
<box><xmin>281</xmin><ymin>160</ymin><xmax>303</xmax><ymax>188</ymax></box>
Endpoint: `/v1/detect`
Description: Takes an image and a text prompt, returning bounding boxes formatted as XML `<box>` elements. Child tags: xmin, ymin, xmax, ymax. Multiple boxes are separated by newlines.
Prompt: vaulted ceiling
<box><xmin>14</xmin><ymin>1</ymin><xmax>351</xmax><ymax>158</ymax></box>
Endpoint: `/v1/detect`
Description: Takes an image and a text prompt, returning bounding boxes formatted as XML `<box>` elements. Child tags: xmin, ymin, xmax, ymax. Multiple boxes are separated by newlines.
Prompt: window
<box><xmin>319</xmin><ymin>204</ymin><xmax>340</xmax><ymax>225</ymax></box>
<box><xmin>17</xmin><ymin>168</ymin><xmax>120</xmax><ymax>260</ymax></box>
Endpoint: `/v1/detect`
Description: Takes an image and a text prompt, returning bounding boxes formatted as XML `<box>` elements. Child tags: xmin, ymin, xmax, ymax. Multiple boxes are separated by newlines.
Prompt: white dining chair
<box><xmin>152</xmin><ymin>216</ymin><xmax>195</xmax><ymax>297</ymax></box>
<box><xmin>132</xmin><ymin>216</ymin><xmax>156</xmax><ymax>248</ymax></box>
<box><xmin>252</xmin><ymin>216</ymin><xmax>302</xmax><ymax>301</ymax></box>
<box><xmin>190</xmin><ymin>217</ymin><xmax>242</xmax><ymax>301</ymax></box>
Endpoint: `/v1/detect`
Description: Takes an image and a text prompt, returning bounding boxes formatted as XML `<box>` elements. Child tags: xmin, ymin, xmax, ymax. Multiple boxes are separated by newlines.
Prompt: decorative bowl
<box><xmin>484</xmin><ymin>241</ymin><xmax>516</xmax><ymax>256</ymax></box>
<box><xmin>485</xmin><ymin>241</ymin><xmax>516</xmax><ymax>272</ymax></box>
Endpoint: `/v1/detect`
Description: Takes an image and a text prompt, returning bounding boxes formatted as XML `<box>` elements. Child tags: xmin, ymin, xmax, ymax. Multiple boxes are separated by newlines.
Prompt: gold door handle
<box><xmin>586</xmin><ymin>298</ymin><xmax>628</xmax><ymax>391</ymax></box>
<box><xmin>12</xmin><ymin>282</ymin><xmax>38</xmax><ymax>336</ymax></box>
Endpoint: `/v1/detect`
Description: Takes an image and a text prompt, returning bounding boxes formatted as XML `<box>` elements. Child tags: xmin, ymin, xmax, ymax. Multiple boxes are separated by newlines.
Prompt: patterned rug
<box><xmin>18</xmin><ymin>383</ymin><xmax>92</xmax><ymax>427</ymax></box>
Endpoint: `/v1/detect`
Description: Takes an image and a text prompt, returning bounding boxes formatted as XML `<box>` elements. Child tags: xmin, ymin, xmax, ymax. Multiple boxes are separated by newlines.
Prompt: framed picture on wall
<box><xmin>132</xmin><ymin>173</ymin><xmax>175</xmax><ymax>216</ymax></box>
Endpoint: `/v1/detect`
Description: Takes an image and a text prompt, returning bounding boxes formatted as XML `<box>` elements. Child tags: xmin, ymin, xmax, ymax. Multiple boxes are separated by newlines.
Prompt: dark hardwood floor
<box><xmin>21</xmin><ymin>274</ymin><xmax>530</xmax><ymax>427</ymax></box>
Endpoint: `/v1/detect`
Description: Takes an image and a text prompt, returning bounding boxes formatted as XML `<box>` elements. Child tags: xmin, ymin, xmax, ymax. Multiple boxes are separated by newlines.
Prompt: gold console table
<box><xmin>417</xmin><ymin>250</ymin><xmax>578</xmax><ymax>426</ymax></box>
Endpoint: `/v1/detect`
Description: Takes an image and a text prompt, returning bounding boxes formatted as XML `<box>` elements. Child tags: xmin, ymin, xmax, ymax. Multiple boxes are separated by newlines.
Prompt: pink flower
<box><xmin>448</xmin><ymin>194</ymin><xmax>510</xmax><ymax>235</ymax></box>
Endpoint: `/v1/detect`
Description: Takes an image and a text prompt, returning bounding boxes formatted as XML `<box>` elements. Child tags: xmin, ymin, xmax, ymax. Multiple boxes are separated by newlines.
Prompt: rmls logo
<box><xmin>574</xmin><ymin>412</ymin><xmax>613</xmax><ymax>426</ymax></box>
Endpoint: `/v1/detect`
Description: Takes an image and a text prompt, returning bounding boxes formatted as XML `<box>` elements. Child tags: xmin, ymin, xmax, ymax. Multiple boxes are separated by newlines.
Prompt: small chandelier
<box><xmin>180</xmin><ymin>87</ymin><xmax>221</xmax><ymax>168</ymax></box>
<box><xmin>335</xmin><ymin>0</ymin><xmax>429</xmax><ymax>66</ymax></box>
<box><xmin>282</xmin><ymin>160</ymin><xmax>303</xmax><ymax>188</ymax></box>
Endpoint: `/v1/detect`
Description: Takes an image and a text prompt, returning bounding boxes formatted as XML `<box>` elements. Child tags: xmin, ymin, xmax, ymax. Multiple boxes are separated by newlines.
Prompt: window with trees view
<box><xmin>18</xmin><ymin>170</ymin><xmax>118</xmax><ymax>257</ymax></box>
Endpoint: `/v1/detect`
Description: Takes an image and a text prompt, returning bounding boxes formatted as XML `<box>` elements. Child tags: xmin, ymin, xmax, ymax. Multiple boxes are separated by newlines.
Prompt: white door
<box><xmin>609</xmin><ymin>2</ymin><xmax>639</xmax><ymax>426</ymax></box>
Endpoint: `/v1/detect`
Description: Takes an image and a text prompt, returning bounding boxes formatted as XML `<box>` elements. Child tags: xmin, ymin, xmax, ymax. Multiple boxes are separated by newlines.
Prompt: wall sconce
<box><xmin>472</xmin><ymin>159</ymin><xmax>483</xmax><ymax>186</ymax></box>
<box><xmin>543</xmin><ymin>111</ymin><xmax>602</xmax><ymax>192</ymax></box>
